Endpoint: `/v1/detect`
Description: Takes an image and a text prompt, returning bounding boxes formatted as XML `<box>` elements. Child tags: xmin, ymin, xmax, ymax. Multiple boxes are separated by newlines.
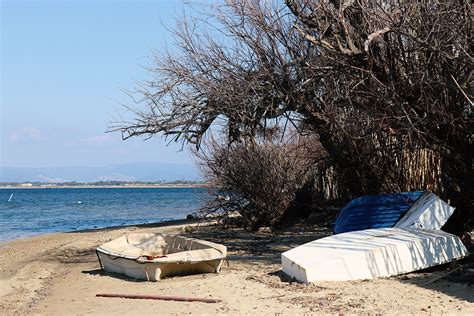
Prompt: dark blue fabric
<box><xmin>333</xmin><ymin>191</ymin><xmax>424</xmax><ymax>234</ymax></box>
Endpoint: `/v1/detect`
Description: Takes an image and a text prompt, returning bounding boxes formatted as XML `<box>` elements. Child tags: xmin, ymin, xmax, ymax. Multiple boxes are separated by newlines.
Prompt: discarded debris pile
<box><xmin>282</xmin><ymin>191</ymin><xmax>469</xmax><ymax>284</ymax></box>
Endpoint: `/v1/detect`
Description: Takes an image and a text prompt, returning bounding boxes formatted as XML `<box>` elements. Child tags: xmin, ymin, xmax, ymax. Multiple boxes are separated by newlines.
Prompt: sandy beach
<box><xmin>1</xmin><ymin>220</ymin><xmax>473</xmax><ymax>315</ymax></box>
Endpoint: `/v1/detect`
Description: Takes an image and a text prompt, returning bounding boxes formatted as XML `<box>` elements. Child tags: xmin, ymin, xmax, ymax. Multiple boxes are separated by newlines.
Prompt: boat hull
<box><xmin>333</xmin><ymin>192</ymin><xmax>423</xmax><ymax>234</ymax></box>
<box><xmin>97</xmin><ymin>252</ymin><xmax>224</xmax><ymax>281</ymax></box>
<box><xmin>281</xmin><ymin>228</ymin><xmax>468</xmax><ymax>284</ymax></box>
<box><xmin>97</xmin><ymin>233</ymin><xmax>226</xmax><ymax>281</ymax></box>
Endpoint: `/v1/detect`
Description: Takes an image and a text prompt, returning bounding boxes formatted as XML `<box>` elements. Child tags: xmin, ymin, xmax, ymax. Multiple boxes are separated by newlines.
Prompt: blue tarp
<box><xmin>333</xmin><ymin>191</ymin><xmax>424</xmax><ymax>234</ymax></box>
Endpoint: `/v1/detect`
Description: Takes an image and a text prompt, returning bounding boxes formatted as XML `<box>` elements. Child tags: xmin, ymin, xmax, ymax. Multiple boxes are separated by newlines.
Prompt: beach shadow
<box><xmin>81</xmin><ymin>268</ymin><xmax>148</xmax><ymax>282</ymax></box>
<box><xmin>62</xmin><ymin>218</ymin><xmax>331</xmax><ymax>267</ymax></box>
<box><xmin>81</xmin><ymin>268</ymin><xmax>103</xmax><ymax>275</ymax></box>
<box><xmin>42</xmin><ymin>247</ymin><xmax>98</xmax><ymax>265</ymax></box>
<box><xmin>267</xmin><ymin>270</ymin><xmax>297</xmax><ymax>283</ymax></box>
<box><xmin>181</xmin><ymin>224</ymin><xmax>330</xmax><ymax>266</ymax></box>
<box><xmin>398</xmin><ymin>255</ymin><xmax>474</xmax><ymax>303</ymax></box>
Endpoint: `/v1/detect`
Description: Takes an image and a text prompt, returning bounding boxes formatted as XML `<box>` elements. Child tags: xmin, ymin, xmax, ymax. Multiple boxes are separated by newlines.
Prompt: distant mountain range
<box><xmin>0</xmin><ymin>162</ymin><xmax>201</xmax><ymax>182</ymax></box>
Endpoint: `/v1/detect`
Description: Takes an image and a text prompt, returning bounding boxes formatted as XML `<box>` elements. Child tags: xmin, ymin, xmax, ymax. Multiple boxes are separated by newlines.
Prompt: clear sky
<box><xmin>1</xmin><ymin>0</ymin><xmax>202</xmax><ymax>168</ymax></box>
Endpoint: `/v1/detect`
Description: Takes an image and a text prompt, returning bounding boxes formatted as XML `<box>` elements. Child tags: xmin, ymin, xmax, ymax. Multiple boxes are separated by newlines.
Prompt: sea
<box><xmin>0</xmin><ymin>187</ymin><xmax>207</xmax><ymax>242</ymax></box>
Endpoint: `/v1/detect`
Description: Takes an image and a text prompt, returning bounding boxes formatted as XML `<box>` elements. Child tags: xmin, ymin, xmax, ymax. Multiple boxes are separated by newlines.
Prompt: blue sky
<box><xmin>1</xmin><ymin>0</ymin><xmax>205</xmax><ymax>168</ymax></box>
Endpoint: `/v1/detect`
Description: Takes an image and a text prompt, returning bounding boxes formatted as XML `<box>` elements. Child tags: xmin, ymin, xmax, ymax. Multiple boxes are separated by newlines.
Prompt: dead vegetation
<box><xmin>194</xmin><ymin>134</ymin><xmax>324</xmax><ymax>229</ymax></box>
<box><xmin>111</xmin><ymin>0</ymin><xmax>473</xmax><ymax>231</ymax></box>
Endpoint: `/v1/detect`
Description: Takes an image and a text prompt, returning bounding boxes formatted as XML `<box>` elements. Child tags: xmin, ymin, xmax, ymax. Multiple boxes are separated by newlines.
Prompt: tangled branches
<box><xmin>195</xmin><ymin>134</ymin><xmax>324</xmax><ymax>230</ymax></box>
<box><xmin>112</xmin><ymin>0</ymin><xmax>315</xmax><ymax>146</ymax></box>
<box><xmin>286</xmin><ymin>0</ymin><xmax>473</xmax><ymax>227</ymax></box>
<box><xmin>112</xmin><ymin>0</ymin><xmax>473</xmax><ymax>230</ymax></box>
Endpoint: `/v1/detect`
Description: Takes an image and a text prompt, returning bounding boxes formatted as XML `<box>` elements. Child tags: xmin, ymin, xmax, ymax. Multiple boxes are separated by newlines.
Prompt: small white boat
<box><xmin>394</xmin><ymin>191</ymin><xmax>455</xmax><ymax>230</ymax></box>
<box><xmin>281</xmin><ymin>228</ymin><xmax>468</xmax><ymax>284</ymax></box>
<box><xmin>97</xmin><ymin>233</ymin><xmax>227</xmax><ymax>281</ymax></box>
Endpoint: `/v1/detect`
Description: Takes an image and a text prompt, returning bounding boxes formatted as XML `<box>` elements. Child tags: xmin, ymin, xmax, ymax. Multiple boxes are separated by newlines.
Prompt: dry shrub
<box><xmin>196</xmin><ymin>135</ymin><xmax>324</xmax><ymax>230</ymax></box>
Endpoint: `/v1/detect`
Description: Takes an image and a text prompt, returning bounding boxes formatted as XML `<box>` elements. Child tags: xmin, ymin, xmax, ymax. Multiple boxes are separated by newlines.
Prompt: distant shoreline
<box><xmin>0</xmin><ymin>184</ymin><xmax>207</xmax><ymax>189</ymax></box>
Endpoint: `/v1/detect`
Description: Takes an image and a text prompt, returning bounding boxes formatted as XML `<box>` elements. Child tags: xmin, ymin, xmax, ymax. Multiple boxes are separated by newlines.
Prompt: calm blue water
<box><xmin>0</xmin><ymin>187</ymin><xmax>207</xmax><ymax>242</ymax></box>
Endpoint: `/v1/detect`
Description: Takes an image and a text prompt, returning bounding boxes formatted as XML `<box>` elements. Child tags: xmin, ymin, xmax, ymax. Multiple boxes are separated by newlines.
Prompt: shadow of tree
<box><xmin>398</xmin><ymin>255</ymin><xmax>474</xmax><ymax>303</ymax></box>
<box><xmin>180</xmin><ymin>224</ymin><xmax>331</xmax><ymax>265</ymax></box>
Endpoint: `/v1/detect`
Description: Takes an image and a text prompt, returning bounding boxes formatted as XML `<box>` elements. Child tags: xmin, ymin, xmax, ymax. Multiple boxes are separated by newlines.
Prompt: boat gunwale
<box><xmin>96</xmin><ymin>233</ymin><xmax>227</xmax><ymax>264</ymax></box>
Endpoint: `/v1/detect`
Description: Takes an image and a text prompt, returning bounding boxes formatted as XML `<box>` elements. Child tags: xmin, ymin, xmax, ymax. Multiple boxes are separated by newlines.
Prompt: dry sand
<box><xmin>1</xmin><ymin>220</ymin><xmax>473</xmax><ymax>315</ymax></box>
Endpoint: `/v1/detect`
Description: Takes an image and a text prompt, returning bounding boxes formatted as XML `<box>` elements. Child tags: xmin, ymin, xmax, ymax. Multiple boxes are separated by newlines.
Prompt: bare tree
<box><xmin>112</xmin><ymin>0</ymin><xmax>473</xmax><ymax>230</ymax></box>
<box><xmin>286</xmin><ymin>0</ymin><xmax>473</xmax><ymax>230</ymax></box>
<box><xmin>112</xmin><ymin>0</ymin><xmax>314</xmax><ymax>145</ymax></box>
